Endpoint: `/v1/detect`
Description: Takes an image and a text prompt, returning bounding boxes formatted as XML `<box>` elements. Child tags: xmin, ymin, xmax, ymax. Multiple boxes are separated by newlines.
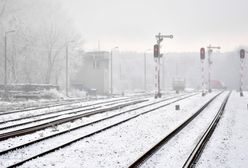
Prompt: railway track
<box><xmin>128</xmin><ymin>91</ymin><xmax>229</xmax><ymax>168</ymax></box>
<box><xmin>0</xmin><ymin>98</ymin><xmax>148</xmax><ymax>140</ymax></box>
<box><xmin>0</xmin><ymin>93</ymin><xmax>190</xmax><ymax>136</ymax></box>
<box><xmin>182</xmin><ymin>92</ymin><xmax>230</xmax><ymax>168</ymax></box>
<box><xmin>0</xmin><ymin>97</ymin><xmax>130</xmax><ymax>117</ymax></box>
<box><xmin>0</xmin><ymin>97</ymin><xmax>147</xmax><ymax>131</ymax></box>
<box><xmin>0</xmin><ymin>93</ymin><xmax>194</xmax><ymax>156</ymax></box>
<box><xmin>0</xmin><ymin>93</ymin><xmax>198</xmax><ymax>168</ymax></box>
<box><xmin>0</xmin><ymin>93</ymin><xmax>154</xmax><ymax>115</ymax></box>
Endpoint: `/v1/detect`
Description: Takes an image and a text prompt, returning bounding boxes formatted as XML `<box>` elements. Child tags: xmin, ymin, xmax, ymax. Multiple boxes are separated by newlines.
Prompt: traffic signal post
<box><xmin>154</xmin><ymin>33</ymin><xmax>173</xmax><ymax>98</ymax></box>
<box><xmin>240</xmin><ymin>49</ymin><xmax>246</xmax><ymax>97</ymax></box>
<box><xmin>200</xmin><ymin>48</ymin><xmax>206</xmax><ymax>96</ymax></box>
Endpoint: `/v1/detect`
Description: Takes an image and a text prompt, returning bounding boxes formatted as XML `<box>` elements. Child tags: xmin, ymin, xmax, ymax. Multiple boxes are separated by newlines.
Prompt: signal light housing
<box><xmin>154</xmin><ymin>44</ymin><xmax>160</xmax><ymax>57</ymax></box>
<box><xmin>240</xmin><ymin>49</ymin><xmax>245</xmax><ymax>59</ymax></box>
<box><xmin>200</xmin><ymin>48</ymin><xmax>205</xmax><ymax>60</ymax></box>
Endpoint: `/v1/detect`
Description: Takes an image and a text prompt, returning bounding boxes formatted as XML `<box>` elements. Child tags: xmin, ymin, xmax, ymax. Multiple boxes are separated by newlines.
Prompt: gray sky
<box><xmin>62</xmin><ymin>0</ymin><xmax>248</xmax><ymax>52</ymax></box>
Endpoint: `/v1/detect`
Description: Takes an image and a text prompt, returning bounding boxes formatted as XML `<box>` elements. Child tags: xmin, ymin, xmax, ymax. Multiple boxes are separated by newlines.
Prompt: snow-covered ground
<box><xmin>141</xmin><ymin>92</ymin><xmax>228</xmax><ymax>168</ymax></box>
<box><xmin>0</xmin><ymin>93</ymin><xmax>186</xmax><ymax>167</ymax></box>
<box><xmin>0</xmin><ymin>97</ymin><xmax>87</xmax><ymax>112</ymax></box>
<box><xmin>0</xmin><ymin>99</ymin><xmax>64</xmax><ymax>112</ymax></box>
<box><xmin>0</xmin><ymin>99</ymin><xmax>153</xmax><ymax>151</ymax></box>
<box><xmin>8</xmin><ymin>92</ymin><xmax>217</xmax><ymax>168</ymax></box>
<box><xmin>196</xmin><ymin>91</ymin><xmax>248</xmax><ymax>168</ymax></box>
<box><xmin>1</xmin><ymin>91</ymin><xmax>247</xmax><ymax>168</ymax></box>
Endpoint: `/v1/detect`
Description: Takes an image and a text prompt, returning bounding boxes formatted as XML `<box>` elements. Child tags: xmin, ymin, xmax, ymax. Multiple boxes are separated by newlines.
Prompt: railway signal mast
<box><xmin>240</xmin><ymin>49</ymin><xmax>246</xmax><ymax>96</ymax></box>
<box><xmin>200</xmin><ymin>48</ymin><xmax>206</xmax><ymax>96</ymax></box>
<box><xmin>207</xmin><ymin>45</ymin><xmax>221</xmax><ymax>93</ymax></box>
<box><xmin>154</xmin><ymin>32</ymin><xmax>173</xmax><ymax>98</ymax></box>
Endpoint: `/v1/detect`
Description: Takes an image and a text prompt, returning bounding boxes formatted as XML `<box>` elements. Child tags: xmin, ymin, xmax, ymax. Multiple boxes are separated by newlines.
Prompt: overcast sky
<box><xmin>61</xmin><ymin>0</ymin><xmax>248</xmax><ymax>52</ymax></box>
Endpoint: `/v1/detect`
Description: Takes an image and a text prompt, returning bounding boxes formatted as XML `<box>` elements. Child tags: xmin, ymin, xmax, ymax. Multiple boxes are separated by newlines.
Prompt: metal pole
<box><xmin>157</xmin><ymin>50</ymin><xmax>161</xmax><ymax>97</ymax></box>
<box><xmin>201</xmin><ymin>60</ymin><xmax>205</xmax><ymax>96</ymax></box>
<box><xmin>154</xmin><ymin>60</ymin><xmax>158</xmax><ymax>96</ymax></box>
<box><xmin>154</xmin><ymin>33</ymin><xmax>173</xmax><ymax>98</ymax></box>
<box><xmin>110</xmin><ymin>50</ymin><xmax>113</xmax><ymax>95</ymax></box>
<box><xmin>119</xmin><ymin>64</ymin><xmax>122</xmax><ymax>92</ymax></box>
<box><xmin>144</xmin><ymin>52</ymin><xmax>147</xmax><ymax>92</ymax></box>
<box><xmin>154</xmin><ymin>60</ymin><xmax>158</xmax><ymax>97</ymax></box>
<box><xmin>109</xmin><ymin>47</ymin><xmax>119</xmax><ymax>95</ymax></box>
<box><xmin>66</xmin><ymin>44</ymin><xmax>69</xmax><ymax>97</ymax></box>
<box><xmin>240</xmin><ymin>59</ymin><xmax>244</xmax><ymax>96</ymax></box>
<box><xmin>4</xmin><ymin>33</ymin><xmax>7</xmax><ymax>99</ymax></box>
<box><xmin>162</xmin><ymin>56</ymin><xmax>165</xmax><ymax>91</ymax></box>
<box><xmin>208</xmin><ymin>49</ymin><xmax>211</xmax><ymax>93</ymax></box>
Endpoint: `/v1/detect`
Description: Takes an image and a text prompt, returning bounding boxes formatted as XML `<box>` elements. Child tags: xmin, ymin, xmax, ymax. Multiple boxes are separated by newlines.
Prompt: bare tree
<box><xmin>0</xmin><ymin>0</ymin><xmax>83</xmax><ymax>88</ymax></box>
<box><xmin>0</xmin><ymin>0</ymin><xmax>7</xmax><ymax>18</ymax></box>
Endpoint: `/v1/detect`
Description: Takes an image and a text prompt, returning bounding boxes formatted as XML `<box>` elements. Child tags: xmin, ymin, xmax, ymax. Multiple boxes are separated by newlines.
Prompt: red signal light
<box><xmin>240</xmin><ymin>49</ymin><xmax>245</xmax><ymax>59</ymax></box>
<box><xmin>154</xmin><ymin>44</ymin><xmax>159</xmax><ymax>57</ymax></box>
<box><xmin>200</xmin><ymin>48</ymin><xmax>205</xmax><ymax>60</ymax></box>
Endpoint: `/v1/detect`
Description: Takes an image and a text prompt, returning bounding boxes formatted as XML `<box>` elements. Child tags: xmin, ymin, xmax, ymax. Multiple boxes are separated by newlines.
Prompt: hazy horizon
<box><xmin>61</xmin><ymin>0</ymin><xmax>248</xmax><ymax>52</ymax></box>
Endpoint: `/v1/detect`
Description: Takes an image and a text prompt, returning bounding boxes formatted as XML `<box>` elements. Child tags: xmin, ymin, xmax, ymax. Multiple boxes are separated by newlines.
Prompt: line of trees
<box><xmin>0</xmin><ymin>0</ymin><xmax>83</xmax><ymax>88</ymax></box>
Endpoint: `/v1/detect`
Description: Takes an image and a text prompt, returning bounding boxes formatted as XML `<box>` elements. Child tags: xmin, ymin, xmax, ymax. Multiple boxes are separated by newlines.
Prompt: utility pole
<box><xmin>144</xmin><ymin>52</ymin><xmax>146</xmax><ymax>92</ymax></box>
<box><xmin>154</xmin><ymin>33</ymin><xmax>173</xmax><ymax>98</ymax></box>
<box><xmin>110</xmin><ymin>47</ymin><xmax>118</xmax><ymax>95</ymax></box>
<box><xmin>207</xmin><ymin>44</ymin><xmax>221</xmax><ymax>93</ymax></box>
<box><xmin>4</xmin><ymin>30</ymin><xmax>15</xmax><ymax>100</ymax></box>
<box><xmin>144</xmin><ymin>49</ymin><xmax>151</xmax><ymax>92</ymax></box>
<box><xmin>66</xmin><ymin>44</ymin><xmax>69</xmax><ymax>97</ymax></box>
<box><xmin>65</xmin><ymin>41</ymin><xmax>74</xmax><ymax>97</ymax></box>
<box><xmin>4</xmin><ymin>33</ymin><xmax>7</xmax><ymax>99</ymax></box>
<box><xmin>110</xmin><ymin>50</ymin><xmax>113</xmax><ymax>95</ymax></box>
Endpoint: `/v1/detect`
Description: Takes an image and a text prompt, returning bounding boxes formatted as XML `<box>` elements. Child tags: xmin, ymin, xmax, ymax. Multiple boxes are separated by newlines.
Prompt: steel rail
<box><xmin>128</xmin><ymin>91</ymin><xmax>224</xmax><ymax>168</ymax></box>
<box><xmin>0</xmin><ymin>99</ymin><xmax>148</xmax><ymax>141</ymax></box>
<box><xmin>182</xmin><ymin>92</ymin><xmax>231</xmax><ymax>168</ymax></box>
<box><xmin>0</xmin><ymin>97</ymin><xmax>129</xmax><ymax>116</ymax></box>
<box><xmin>0</xmin><ymin>93</ymin><xmax>196</xmax><ymax>156</ymax></box>
<box><xmin>4</xmin><ymin>93</ymin><xmax>198</xmax><ymax>168</ymax></box>
<box><xmin>0</xmin><ymin>97</ymin><xmax>144</xmax><ymax>130</ymax></box>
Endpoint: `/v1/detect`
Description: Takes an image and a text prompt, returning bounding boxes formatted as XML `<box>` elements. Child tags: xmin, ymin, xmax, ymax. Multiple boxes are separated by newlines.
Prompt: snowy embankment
<box><xmin>12</xmin><ymin>92</ymin><xmax>218</xmax><ymax>168</ymax></box>
<box><xmin>141</xmin><ymin>92</ymin><xmax>228</xmax><ymax>168</ymax></box>
<box><xmin>0</xmin><ymin>95</ymin><xmax>175</xmax><ymax>167</ymax></box>
<box><xmin>0</xmin><ymin>99</ymin><xmax>62</xmax><ymax>112</ymax></box>
<box><xmin>196</xmin><ymin>91</ymin><xmax>248</xmax><ymax>168</ymax></box>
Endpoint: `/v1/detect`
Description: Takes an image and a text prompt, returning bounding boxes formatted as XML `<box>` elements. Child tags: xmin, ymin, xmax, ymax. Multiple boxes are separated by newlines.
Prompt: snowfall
<box><xmin>0</xmin><ymin>91</ymin><xmax>247</xmax><ymax>168</ymax></box>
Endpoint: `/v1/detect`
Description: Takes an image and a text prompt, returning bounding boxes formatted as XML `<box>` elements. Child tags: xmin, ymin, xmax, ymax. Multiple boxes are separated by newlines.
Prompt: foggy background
<box><xmin>61</xmin><ymin>0</ymin><xmax>248</xmax><ymax>52</ymax></box>
<box><xmin>0</xmin><ymin>0</ymin><xmax>247</xmax><ymax>94</ymax></box>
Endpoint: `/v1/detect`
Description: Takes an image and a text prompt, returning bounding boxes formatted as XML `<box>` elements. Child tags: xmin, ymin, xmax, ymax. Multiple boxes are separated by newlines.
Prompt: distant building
<box><xmin>71</xmin><ymin>51</ymin><xmax>110</xmax><ymax>95</ymax></box>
